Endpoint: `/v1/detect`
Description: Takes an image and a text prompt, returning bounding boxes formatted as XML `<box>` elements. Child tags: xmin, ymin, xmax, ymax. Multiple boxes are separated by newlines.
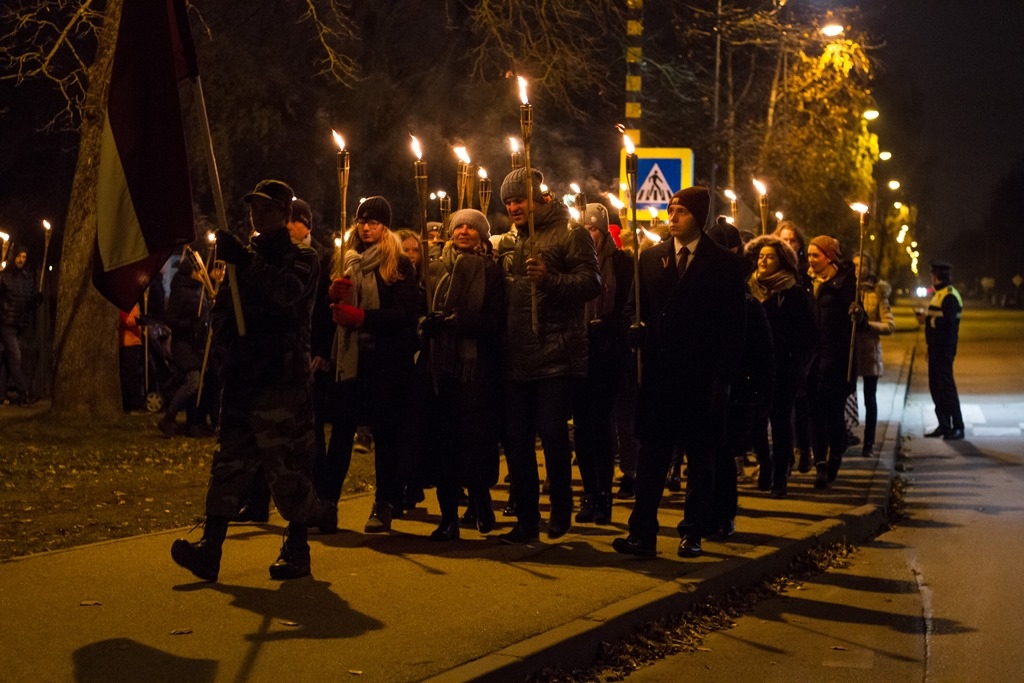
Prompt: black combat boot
<box><xmin>269</xmin><ymin>523</ymin><xmax>311</xmax><ymax>580</ymax></box>
<box><xmin>171</xmin><ymin>516</ymin><xmax>229</xmax><ymax>582</ymax></box>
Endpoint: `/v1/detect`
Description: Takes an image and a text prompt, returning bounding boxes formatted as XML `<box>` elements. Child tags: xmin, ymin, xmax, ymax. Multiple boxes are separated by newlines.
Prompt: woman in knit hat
<box><xmin>804</xmin><ymin>234</ymin><xmax>857</xmax><ymax>489</ymax></box>
<box><xmin>412</xmin><ymin>208</ymin><xmax>505</xmax><ymax>540</ymax></box>
<box><xmin>745</xmin><ymin>235</ymin><xmax>817</xmax><ymax>496</ymax></box>
<box><xmin>572</xmin><ymin>202</ymin><xmax>634</xmax><ymax>525</ymax></box>
<box><xmin>322</xmin><ymin>195</ymin><xmax>423</xmax><ymax>533</ymax></box>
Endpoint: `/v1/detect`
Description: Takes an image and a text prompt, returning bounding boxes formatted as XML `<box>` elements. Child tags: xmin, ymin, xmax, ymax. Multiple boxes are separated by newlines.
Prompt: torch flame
<box><xmin>478</xmin><ymin>167</ymin><xmax>488</xmax><ymax>179</ymax></box>
<box><xmin>641</xmin><ymin>227</ymin><xmax>662</xmax><ymax>243</ymax></box>
<box><xmin>334</xmin><ymin>236</ymin><xmax>343</xmax><ymax>249</ymax></box>
<box><xmin>647</xmin><ymin>206</ymin><xmax>660</xmax><ymax>220</ymax></box>
<box><xmin>0</xmin><ymin>231</ymin><xmax>8</xmax><ymax>242</ymax></box>
<box><xmin>569</xmin><ymin>207</ymin><xmax>581</xmax><ymax>222</ymax></box>
<box><xmin>752</xmin><ymin>179</ymin><xmax>767</xmax><ymax>196</ymax></box>
<box><xmin>850</xmin><ymin>202</ymin><xmax>869</xmax><ymax>214</ymax></box>
<box><xmin>410</xmin><ymin>135</ymin><xmax>423</xmax><ymax>160</ymax></box>
<box><xmin>509</xmin><ymin>137</ymin><xmax>519</xmax><ymax>153</ymax></box>
<box><xmin>570</xmin><ymin>183</ymin><xmax>581</xmax><ymax>194</ymax></box>
<box><xmin>437</xmin><ymin>190</ymin><xmax>447</xmax><ymax>198</ymax></box>
<box><xmin>724</xmin><ymin>189</ymin><xmax>737</xmax><ymax>201</ymax></box>
<box><xmin>453</xmin><ymin>146</ymin><xmax>470</xmax><ymax>164</ymax></box>
<box><xmin>42</xmin><ymin>219</ymin><xmax>51</xmax><ymax>231</ymax></box>
<box><xmin>518</xmin><ymin>76</ymin><xmax>529</xmax><ymax>105</ymax></box>
<box><xmin>605</xmin><ymin>192</ymin><xmax>624</xmax><ymax>210</ymax></box>
<box><xmin>207</xmin><ymin>231</ymin><xmax>216</xmax><ymax>243</ymax></box>
<box><xmin>622</xmin><ymin>134</ymin><xmax>635</xmax><ymax>155</ymax></box>
<box><xmin>332</xmin><ymin>130</ymin><xmax>345</xmax><ymax>152</ymax></box>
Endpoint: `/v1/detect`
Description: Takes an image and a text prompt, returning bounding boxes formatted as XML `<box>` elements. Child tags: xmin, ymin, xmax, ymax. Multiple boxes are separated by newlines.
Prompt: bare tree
<box><xmin>1</xmin><ymin>0</ymin><xmax>360</xmax><ymax>418</ymax></box>
<box><xmin>466</xmin><ymin>0</ymin><xmax>626</xmax><ymax>118</ymax></box>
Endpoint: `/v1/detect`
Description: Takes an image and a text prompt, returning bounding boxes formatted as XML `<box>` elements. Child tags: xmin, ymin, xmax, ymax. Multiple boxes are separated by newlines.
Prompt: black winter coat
<box><xmin>503</xmin><ymin>200</ymin><xmax>601</xmax><ymax>381</ymax></box>
<box><xmin>807</xmin><ymin>263</ymin><xmax>856</xmax><ymax>394</ymax></box>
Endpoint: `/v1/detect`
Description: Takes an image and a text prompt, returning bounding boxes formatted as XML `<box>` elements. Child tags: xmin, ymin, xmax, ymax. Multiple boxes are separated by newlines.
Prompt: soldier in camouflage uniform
<box><xmin>171</xmin><ymin>179</ymin><xmax>336</xmax><ymax>582</ymax></box>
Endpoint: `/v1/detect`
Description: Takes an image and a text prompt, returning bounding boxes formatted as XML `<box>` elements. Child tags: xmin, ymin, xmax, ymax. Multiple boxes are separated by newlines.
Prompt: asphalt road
<box><xmin>621</xmin><ymin>305</ymin><xmax>1024</xmax><ymax>682</ymax></box>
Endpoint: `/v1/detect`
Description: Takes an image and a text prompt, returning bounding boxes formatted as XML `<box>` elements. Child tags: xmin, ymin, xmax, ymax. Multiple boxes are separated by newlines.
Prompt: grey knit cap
<box><xmin>499</xmin><ymin>167</ymin><xmax>544</xmax><ymax>202</ymax></box>
<box><xmin>584</xmin><ymin>203</ymin><xmax>609</xmax><ymax>235</ymax></box>
<box><xmin>448</xmin><ymin>208</ymin><xmax>491</xmax><ymax>242</ymax></box>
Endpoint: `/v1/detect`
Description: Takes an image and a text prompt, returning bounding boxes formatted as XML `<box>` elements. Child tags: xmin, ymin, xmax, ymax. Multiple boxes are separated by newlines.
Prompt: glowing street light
<box><xmin>821</xmin><ymin>24</ymin><xmax>844</xmax><ymax>37</ymax></box>
<box><xmin>863</xmin><ymin>109</ymin><xmax>880</xmax><ymax>121</ymax></box>
<box><xmin>878</xmin><ymin>151</ymin><xmax>892</xmax><ymax>161</ymax></box>
<box><xmin>888</xmin><ymin>180</ymin><xmax>901</xmax><ymax>191</ymax></box>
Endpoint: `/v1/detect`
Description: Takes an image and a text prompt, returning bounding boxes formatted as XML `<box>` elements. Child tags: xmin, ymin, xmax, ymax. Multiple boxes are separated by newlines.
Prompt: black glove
<box><xmin>626</xmin><ymin>323</ymin><xmax>647</xmax><ymax>350</ymax></box>
<box><xmin>215</xmin><ymin>229</ymin><xmax>251</xmax><ymax>267</ymax></box>
<box><xmin>849</xmin><ymin>302</ymin><xmax>867</xmax><ymax>326</ymax></box>
<box><xmin>418</xmin><ymin>311</ymin><xmax>447</xmax><ymax>339</ymax></box>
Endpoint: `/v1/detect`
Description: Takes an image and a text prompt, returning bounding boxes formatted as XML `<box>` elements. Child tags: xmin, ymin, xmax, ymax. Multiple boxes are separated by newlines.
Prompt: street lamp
<box><xmin>821</xmin><ymin>24</ymin><xmax>844</xmax><ymax>37</ymax></box>
<box><xmin>863</xmin><ymin>109</ymin><xmax>880</xmax><ymax>121</ymax></box>
<box><xmin>888</xmin><ymin>180</ymin><xmax>901</xmax><ymax>191</ymax></box>
<box><xmin>878</xmin><ymin>151</ymin><xmax>892</xmax><ymax>161</ymax></box>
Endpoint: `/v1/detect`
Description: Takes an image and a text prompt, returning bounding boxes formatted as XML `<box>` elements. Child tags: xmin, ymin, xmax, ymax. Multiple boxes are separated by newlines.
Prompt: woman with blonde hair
<box><xmin>319</xmin><ymin>196</ymin><xmax>423</xmax><ymax>533</ymax></box>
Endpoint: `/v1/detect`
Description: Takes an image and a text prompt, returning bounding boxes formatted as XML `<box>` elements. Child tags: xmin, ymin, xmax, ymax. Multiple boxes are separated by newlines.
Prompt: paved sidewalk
<box><xmin>0</xmin><ymin>331</ymin><xmax>917</xmax><ymax>683</ymax></box>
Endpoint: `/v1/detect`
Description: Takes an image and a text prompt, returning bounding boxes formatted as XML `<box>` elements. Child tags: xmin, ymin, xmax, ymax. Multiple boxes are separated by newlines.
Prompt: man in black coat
<box><xmin>613</xmin><ymin>187</ymin><xmax>746</xmax><ymax>559</ymax></box>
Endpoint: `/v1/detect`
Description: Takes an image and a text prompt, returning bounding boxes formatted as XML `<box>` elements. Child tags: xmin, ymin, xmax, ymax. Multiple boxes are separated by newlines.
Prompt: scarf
<box><xmin>811</xmin><ymin>263</ymin><xmax>837</xmax><ymax>296</ymax></box>
<box><xmin>332</xmin><ymin>242</ymin><xmax>386</xmax><ymax>381</ymax></box>
<box><xmin>585</xmin><ymin>236</ymin><xmax>618</xmax><ymax>321</ymax></box>
<box><xmin>429</xmin><ymin>243</ymin><xmax>487</xmax><ymax>382</ymax></box>
<box><xmin>749</xmin><ymin>269</ymin><xmax>796</xmax><ymax>303</ymax></box>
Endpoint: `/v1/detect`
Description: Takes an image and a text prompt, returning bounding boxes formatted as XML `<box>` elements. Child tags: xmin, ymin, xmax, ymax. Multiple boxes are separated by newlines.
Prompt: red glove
<box><xmin>328</xmin><ymin>277</ymin><xmax>352</xmax><ymax>302</ymax></box>
<box><xmin>331</xmin><ymin>303</ymin><xmax>365</xmax><ymax>328</ymax></box>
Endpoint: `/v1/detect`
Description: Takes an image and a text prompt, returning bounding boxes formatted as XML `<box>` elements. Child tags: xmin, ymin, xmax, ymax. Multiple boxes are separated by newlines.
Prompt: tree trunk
<box><xmin>50</xmin><ymin>0</ymin><xmax>124</xmax><ymax>419</ymax></box>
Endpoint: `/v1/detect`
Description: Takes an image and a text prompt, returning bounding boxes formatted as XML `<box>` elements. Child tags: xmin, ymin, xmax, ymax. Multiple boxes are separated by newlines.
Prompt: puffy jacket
<box><xmin>503</xmin><ymin>199</ymin><xmax>601</xmax><ymax>381</ymax></box>
<box><xmin>855</xmin><ymin>280</ymin><xmax>895</xmax><ymax>377</ymax></box>
<box><xmin>0</xmin><ymin>264</ymin><xmax>37</xmax><ymax>330</ymax></box>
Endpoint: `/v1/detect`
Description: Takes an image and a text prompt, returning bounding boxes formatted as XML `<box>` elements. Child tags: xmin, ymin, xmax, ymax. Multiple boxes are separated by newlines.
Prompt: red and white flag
<box><xmin>94</xmin><ymin>0</ymin><xmax>197</xmax><ymax>311</ymax></box>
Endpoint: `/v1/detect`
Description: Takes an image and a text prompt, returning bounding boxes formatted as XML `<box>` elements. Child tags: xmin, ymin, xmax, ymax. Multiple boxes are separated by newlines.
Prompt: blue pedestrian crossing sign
<box><xmin>619</xmin><ymin>148</ymin><xmax>694</xmax><ymax>221</ymax></box>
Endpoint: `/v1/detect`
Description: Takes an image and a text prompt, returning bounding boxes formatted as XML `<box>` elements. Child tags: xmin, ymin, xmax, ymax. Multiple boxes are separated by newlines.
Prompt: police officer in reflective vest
<box><xmin>916</xmin><ymin>260</ymin><xmax>964</xmax><ymax>440</ymax></box>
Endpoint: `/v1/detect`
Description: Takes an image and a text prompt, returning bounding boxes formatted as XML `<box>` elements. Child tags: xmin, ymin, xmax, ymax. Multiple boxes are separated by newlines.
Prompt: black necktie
<box><xmin>677</xmin><ymin>246</ymin><xmax>690</xmax><ymax>279</ymax></box>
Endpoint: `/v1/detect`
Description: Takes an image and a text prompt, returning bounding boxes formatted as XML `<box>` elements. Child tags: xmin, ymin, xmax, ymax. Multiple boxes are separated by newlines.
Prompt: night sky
<box><xmin>3</xmin><ymin>2</ymin><xmax>1024</xmax><ymax>269</ymax></box>
<box><xmin>865</xmin><ymin>0</ymin><xmax>1024</xmax><ymax>257</ymax></box>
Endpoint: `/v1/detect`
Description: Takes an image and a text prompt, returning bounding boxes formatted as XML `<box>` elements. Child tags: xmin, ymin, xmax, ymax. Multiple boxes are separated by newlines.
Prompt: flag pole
<box><xmin>191</xmin><ymin>77</ymin><xmax>245</xmax><ymax>336</ymax></box>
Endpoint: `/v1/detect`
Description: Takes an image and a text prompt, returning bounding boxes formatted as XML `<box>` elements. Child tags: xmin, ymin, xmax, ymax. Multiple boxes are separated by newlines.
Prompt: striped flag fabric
<box><xmin>94</xmin><ymin>0</ymin><xmax>197</xmax><ymax>312</ymax></box>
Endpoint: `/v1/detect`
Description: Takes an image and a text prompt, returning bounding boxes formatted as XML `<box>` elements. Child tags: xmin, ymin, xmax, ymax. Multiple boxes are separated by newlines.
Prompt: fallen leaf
<box><xmin>171</xmin><ymin>628</ymin><xmax>193</xmax><ymax>636</ymax></box>
<box><xmin>348</xmin><ymin>671</ymin><xmax>364</xmax><ymax>676</ymax></box>
<box><xmin>831</xmin><ymin>646</ymin><xmax>848</xmax><ymax>651</ymax></box>
<box><xmin>79</xmin><ymin>600</ymin><xmax>102</xmax><ymax>607</ymax></box>
<box><xmin>279</xmin><ymin>620</ymin><xmax>299</xmax><ymax>627</ymax></box>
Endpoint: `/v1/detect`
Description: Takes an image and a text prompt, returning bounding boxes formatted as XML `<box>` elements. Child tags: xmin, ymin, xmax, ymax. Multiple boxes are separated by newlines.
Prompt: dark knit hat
<box><xmin>667</xmin><ymin>186</ymin><xmax>710</xmax><ymax>228</ymax></box>
<box><xmin>244</xmin><ymin>179</ymin><xmax>294</xmax><ymax>211</ymax></box>
<box><xmin>707</xmin><ymin>217</ymin><xmax>742</xmax><ymax>251</ymax></box>
<box><xmin>931</xmin><ymin>260</ymin><xmax>952</xmax><ymax>274</ymax></box>
<box><xmin>356</xmin><ymin>196</ymin><xmax>392</xmax><ymax>227</ymax></box>
<box><xmin>290</xmin><ymin>198</ymin><xmax>312</xmax><ymax>228</ymax></box>
<box><xmin>448</xmin><ymin>208</ymin><xmax>491</xmax><ymax>242</ymax></box>
<box><xmin>500</xmin><ymin>167</ymin><xmax>544</xmax><ymax>202</ymax></box>
<box><xmin>584</xmin><ymin>203</ymin><xmax>610</xmax><ymax>235</ymax></box>
<box><xmin>809</xmin><ymin>235</ymin><xmax>842</xmax><ymax>263</ymax></box>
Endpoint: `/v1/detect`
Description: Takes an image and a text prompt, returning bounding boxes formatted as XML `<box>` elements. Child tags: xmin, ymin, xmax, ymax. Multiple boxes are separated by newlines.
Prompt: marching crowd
<box><xmin>169</xmin><ymin>168</ymin><xmax>904</xmax><ymax>583</ymax></box>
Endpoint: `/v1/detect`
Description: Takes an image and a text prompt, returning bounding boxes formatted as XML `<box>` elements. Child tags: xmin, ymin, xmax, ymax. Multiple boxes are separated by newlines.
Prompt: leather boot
<box><xmin>474</xmin><ymin>489</ymin><xmax>496</xmax><ymax>534</ymax></box>
<box><xmin>593</xmin><ymin>492</ymin><xmax>613</xmax><ymax>525</ymax></box>
<box><xmin>171</xmin><ymin>516</ymin><xmax>229</xmax><ymax>582</ymax></box>
<box><xmin>270</xmin><ymin>523</ymin><xmax>311</xmax><ymax>580</ymax></box>
<box><xmin>574</xmin><ymin>495</ymin><xmax>596</xmax><ymax>523</ymax></box>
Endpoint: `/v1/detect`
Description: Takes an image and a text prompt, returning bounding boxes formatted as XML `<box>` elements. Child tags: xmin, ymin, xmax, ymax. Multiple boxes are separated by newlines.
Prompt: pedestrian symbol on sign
<box><xmin>636</xmin><ymin>164</ymin><xmax>673</xmax><ymax>204</ymax></box>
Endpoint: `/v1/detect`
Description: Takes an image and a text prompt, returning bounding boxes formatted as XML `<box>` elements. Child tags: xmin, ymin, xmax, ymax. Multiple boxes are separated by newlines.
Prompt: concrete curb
<box><xmin>428</xmin><ymin>340</ymin><xmax>918</xmax><ymax>683</ymax></box>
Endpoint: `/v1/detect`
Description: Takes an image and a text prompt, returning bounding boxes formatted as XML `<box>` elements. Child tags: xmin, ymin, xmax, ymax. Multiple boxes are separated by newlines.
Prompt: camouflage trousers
<box><xmin>206</xmin><ymin>384</ymin><xmax>321</xmax><ymax>524</ymax></box>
